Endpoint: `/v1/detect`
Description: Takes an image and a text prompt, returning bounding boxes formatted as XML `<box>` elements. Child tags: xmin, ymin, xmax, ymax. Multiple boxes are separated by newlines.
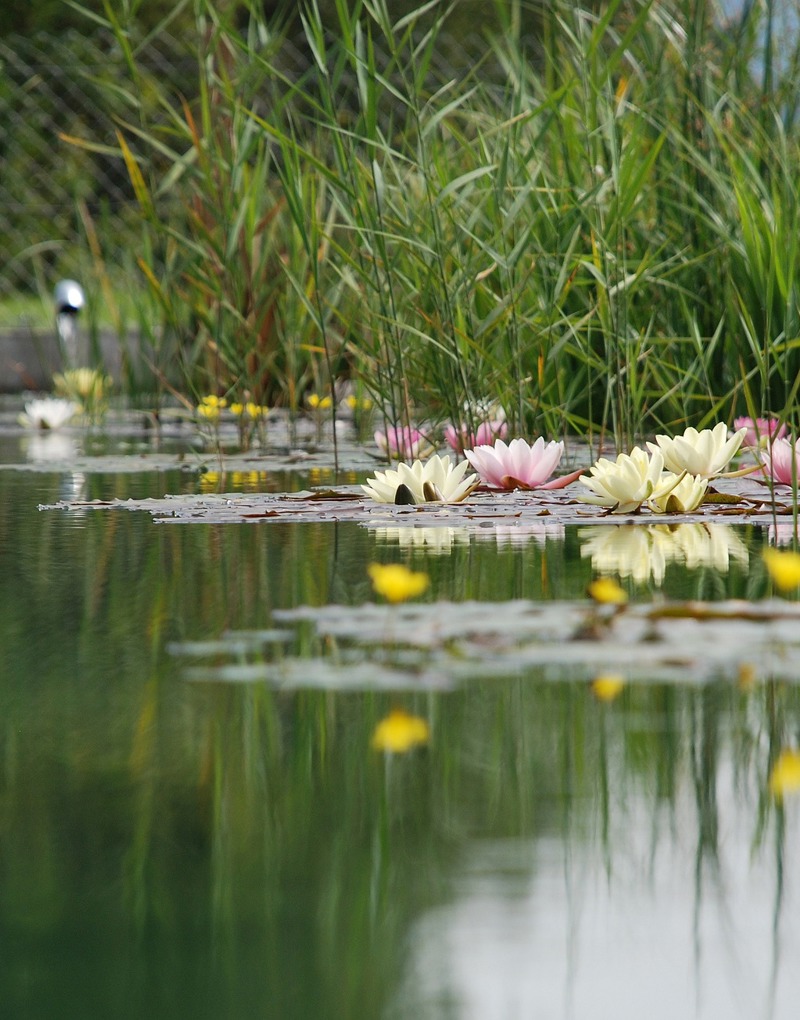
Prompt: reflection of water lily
<box><xmin>465</xmin><ymin>437</ymin><xmax>564</xmax><ymax>490</ymax></box>
<box><xmin>580</xmin><ymin>523</ymin><xmax>749</xmax><ymax>586</ymax></box>
<box><xmin>474</xmin><ymin>522</ymin><xmax>566</xmax><ymax>548</ymax></box>
<box><xmin>18</xmin><ymin>398</ymin><xmax>77</xmax><ymax>430</ymax></box>
<box><xmin>374</xmin><ymin>426</ymin><xmax>433</xmax><ymax>460</ymax></box>
<box><xmin>362</xmin><ymin>455</ymin><xmax>478</xmax><ymax>504</ymax></box>
<box><xmin>445</xmin><ymin>419</ymin><xmax>508</xmax><ymax>455</ymax></box>
<box><xmin>367</xmin><ymin>562</ymin><xmax>429</xmax><ymax>603</ymax></box>
<box><xmin>734</xmin><ymin>416</ymin><xmax>787</xmax><ymax>448</ymax></box>
<box><xmin>578</xmin><ymin>447</ymin><xmax>664</xmax><ymax>513</ymax></box>
<box><xmin>647</xmin><ymin>472</ymin><xmax>708</xmax><ymax>513</ymax></box>
<box><xmin>371</xmin><ymin>709</ymin><xmax>430</xmax><ymax>753</ymax></box>
<box><xmin>647</xmin><ymin>422</ymin><xmax>746</xmax><ymax>478</ymax></box>
<box><xmin>24</xmin><ymin>432</ymin><xmax>78</xmax><ymax>463</ymax></box>
<box><xmin>373</xmin><ymin>526</ymin><xmax>469</xmax><ymax>555</ymax></box>
<box><xmin>760</xmin><ymin>436</ymin><xmax>800</xmax><ymax>486</ymax></box>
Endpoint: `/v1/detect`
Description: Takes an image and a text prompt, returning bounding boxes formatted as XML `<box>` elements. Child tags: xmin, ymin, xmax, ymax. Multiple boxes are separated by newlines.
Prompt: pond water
<box><xmin>1</xmin><ymin>430</ymin><xmax>800</xmax><ymax>1019</ymax></box>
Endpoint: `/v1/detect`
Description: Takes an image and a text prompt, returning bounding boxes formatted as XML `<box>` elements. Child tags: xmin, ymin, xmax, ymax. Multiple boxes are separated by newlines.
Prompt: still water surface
<box><xmin>1</xmin><ymin>455</ymin><xmax>799</xmax><ymax>1019</ymax></box>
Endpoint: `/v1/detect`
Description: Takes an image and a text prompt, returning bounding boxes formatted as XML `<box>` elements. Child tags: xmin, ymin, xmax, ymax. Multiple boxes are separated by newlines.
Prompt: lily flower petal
<box><xmin>362</xmin><ymin>454</ymin><xmax>478</xmax><ymax>504</ymax></box>
<box><xmin>465</xmin><ymin>437</ymin><xmax>564</xmax><ymax>490</ymax></box>
<box><xmin>647</xmin><ymin>423</ymin><xmax>746</xmax><ymax>478</ymax></box>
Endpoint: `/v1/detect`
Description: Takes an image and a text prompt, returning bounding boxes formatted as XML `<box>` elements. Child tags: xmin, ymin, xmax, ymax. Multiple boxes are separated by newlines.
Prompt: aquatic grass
<box><xmin>65</xmin><ymin>0</ymin><xmax>800</xmax><ymax>448</ymax></box>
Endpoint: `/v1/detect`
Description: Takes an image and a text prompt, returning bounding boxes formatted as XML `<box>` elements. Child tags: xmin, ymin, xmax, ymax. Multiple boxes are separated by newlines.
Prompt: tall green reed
<box><xmin>75</xmin><ymin>0</ymin><xmax>800</xmax><ymax>446</ymax></box>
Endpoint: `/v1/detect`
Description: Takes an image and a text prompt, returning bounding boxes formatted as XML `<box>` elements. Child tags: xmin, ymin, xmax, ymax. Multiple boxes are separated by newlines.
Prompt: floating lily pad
<box><xmin>166</xmin><ymin>597</ymin><xmax>800</xmax><ymax>690</ymax></box>
<box><xmin>38</xmin><ymin>474</ymin><xmax>796</xmax><ymax>529</ymax></box>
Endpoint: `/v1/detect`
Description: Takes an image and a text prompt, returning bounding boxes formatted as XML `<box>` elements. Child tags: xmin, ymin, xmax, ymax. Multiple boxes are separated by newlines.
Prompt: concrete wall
<box><xmin>0</xmin><ymin>327</ymin><xmax>145</xmax><ymax>392</ymax></box>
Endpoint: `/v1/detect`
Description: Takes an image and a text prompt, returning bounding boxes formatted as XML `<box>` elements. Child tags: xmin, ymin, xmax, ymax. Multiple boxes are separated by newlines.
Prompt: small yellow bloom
<box><xmin>587</xmin><ymin>577</ymin><xmax>628</xmax><ymax>605</ymax></box>
<box><xmin>308</xmin><ymin>393</ymin><xmax>332</xmax><ymax>410</ymax></box>
<box><xmin>763</xmin><ymin>547</ymin><xmax>800</xmax><ymax>592</ymax></box>
<box><xmin>230</xmin><ymin>402</ymin><xmax>244</xmax><ymax>416</ymax></box>
<box><xmin>591</xmin><ymin>674</ymin><xmax>625</xmax><ymax>701</ymax></box>
<box><xmin>197</xmin><ymin>395</ymin><xmax>227</xmax><ymax>420</ymax></box>
<box><xmin>368</xmin><ymin>562</ymin><xmax>429</xmax><ymax>603</ymax></box>
<box><xmin>371</xmin><ymin>708</ymin><xmax>430</xmax><ymax>753</ymax></box>
<box><xmin>769</xmin><ymin>749</ymin><xmax>800</xmax><ymax>799</ymax></box>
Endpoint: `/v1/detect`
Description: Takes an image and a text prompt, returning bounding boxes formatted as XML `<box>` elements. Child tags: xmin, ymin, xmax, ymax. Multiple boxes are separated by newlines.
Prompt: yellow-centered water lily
<box><xmin>361</xmin><ymin>454</ymin><xmax>479</xmax><ymax>504</ymax></box>
<box><xmin>647</xmin><ymin>471</ymin><xmax>708</xmax><ymax>513</ymax></box>
<box><xmin>647</xmin><ymin>422</ymin><xmax>747</xmax><ymax>478</ymax></box>
<box><xmin>578</xmin><ymin>447</ymin><xmax>664</xmax><ymax>514</ymax></box>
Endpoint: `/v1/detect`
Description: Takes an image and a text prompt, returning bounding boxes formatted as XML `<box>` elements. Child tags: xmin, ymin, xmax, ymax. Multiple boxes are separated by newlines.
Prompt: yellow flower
<box><xmin>591</xmin><ymin>674</ymin><xmax>625</xmax><ymax>702</ymax></box>
<box><xmin>769</xmin><ymin>749</ymin><xmax>800</xmax><ymax>799</ymax></box>
<box><xmin>197</xmin><ymin>394</ymin><xmax>227</xmax><ymax>420</ymax></box>
<box><xmin>371</xmin><ymin>708</ymin><xmax>430</xmax><ymax>753</ymax></box>
<box><xmin>308</xmin><ymin>393</ymin><xmax>332</xmax><ymax>410</ymax></box>
<box><xmin>587</xmin><ymin>577</ymin><xmax>628</xmax><ymax>605</ymax></box>
<box><xmin>367</xmin><ymin>563</ymin><xmax>429</xmax><ymax>603</ymax></box>
<box><xmin>231</xmin><ymin>401</ymin><xmax>268</xmax><ymax>419</ymax></box>
<box><xmin>763</xmin><ymin>547</ymin><xmax>800</xmax><ymax>592</ymax></box>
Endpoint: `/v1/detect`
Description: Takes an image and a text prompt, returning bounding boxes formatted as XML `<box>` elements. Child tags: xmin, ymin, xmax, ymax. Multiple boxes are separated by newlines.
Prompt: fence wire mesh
<box><xmin>0</xmin><ymin>30</ymin><xmax>202</xmax><ymax>300</ymax></box>
<box><xmin>0</xmin><ymin>25</ymin><xmax>509</xmax><ymax>306</ymax></box>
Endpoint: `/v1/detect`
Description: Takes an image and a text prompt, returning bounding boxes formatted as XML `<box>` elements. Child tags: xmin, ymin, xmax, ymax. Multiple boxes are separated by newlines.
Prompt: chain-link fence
<box><xmin>0</xmin><ymin>30</ymin><xmax>200</xmax><ymax>301</ymax></box>
<box><xmin>0</xmin><ymin>23</ymin><xmax>513</xmax><ymax>310</ymax></box>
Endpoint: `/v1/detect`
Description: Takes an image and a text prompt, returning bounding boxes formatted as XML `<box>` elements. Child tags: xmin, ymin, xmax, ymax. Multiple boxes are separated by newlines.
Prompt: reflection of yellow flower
<box><xmin>769</xmin><ymin>749</ymin><xmax>800</xmax><ymax>799</ymax></box>
<box><xmin>371</xmin><ymin>709</ymin><xmax>430</xmax><ymax>753</ymax></box>
<box><xmin>367</xmin><ymin>563</ymin><xmax>429</xmax><ymax>603</ymax></box>
<box><xmin>591</xmin><ymin>674</ymin><xmax>625</xmax><ymax>702</ymax></box>
<box><xmin>587</xmin><ymin>577</ymin><xmax>628</xmax><ymax>605</ymax></box>
<box><xmin>199</xmin><ymin>470</ymin><xmax>223</xmax><ymax>491</ymax></box>
<box><xmin>763</xmin><ymin>547</ymin><xmax>800</xmax><ymax>592</ymax></box>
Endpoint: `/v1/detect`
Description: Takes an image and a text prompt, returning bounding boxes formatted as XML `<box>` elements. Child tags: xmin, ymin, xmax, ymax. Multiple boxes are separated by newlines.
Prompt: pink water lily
<box><xmin>465</xmin><ymin>437</ymin><xmax>565</xmax><ymax>490</ymax></box>
<box><xmin>733</xmin><ymin>416</ymin><xmax>787</xmax><ymax>448</ymax></box>
<box><xmin>374</xmin><ymin>426</ymin><xmax>433</xmax><ymax>460</ymax></box>
<box><xmin>760</xmin><ymin>437</ymin><xmax>800</xmax><ymax>485</ymax></box>
<box><xmin>444</xmin><ymin>419</ymin><xmax>508</xmax><ymax>454</ymax></box>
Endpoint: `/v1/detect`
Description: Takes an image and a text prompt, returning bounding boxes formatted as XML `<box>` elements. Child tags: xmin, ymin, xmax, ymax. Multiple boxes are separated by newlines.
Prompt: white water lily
<box><xmin>647</xmin><ymin>422</ymin><xmax>746</xmax><ymax>478</ymax></box>
<box><xmin>362</xmin><ymin>454</ymin><xmax>479</xmax><ymax>504</ymax></box>
<box><xmin>578</xmin><ymin>447</ymin><xmax>664</xmax><ymax>514</ymax></box>
<box><xmin>647</xmin><ymin>471</ymin><xmax>708</xmax><ymax>513</ymax></box>
<box><xmin>18</xmin><ymin>398</ymin><xmax>77</xmax><ymax>430</ymax></box>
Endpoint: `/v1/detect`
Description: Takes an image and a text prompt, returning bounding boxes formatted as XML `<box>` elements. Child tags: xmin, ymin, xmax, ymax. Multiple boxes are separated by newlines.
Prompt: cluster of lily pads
<box><xmin>365</xmin><ymin>416</ymin><xmax>800</xmax><ymax>512</ymax></box>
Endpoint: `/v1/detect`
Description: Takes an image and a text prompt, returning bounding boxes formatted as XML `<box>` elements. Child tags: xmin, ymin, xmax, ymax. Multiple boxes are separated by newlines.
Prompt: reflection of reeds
<box><xmin>7</xmin><ymin>470</ymin><xmax>800</xmax><ymax>1012</ymax></box>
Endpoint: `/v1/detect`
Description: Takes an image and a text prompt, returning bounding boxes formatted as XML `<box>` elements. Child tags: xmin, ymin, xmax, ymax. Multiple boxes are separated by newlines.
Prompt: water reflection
<box><xmin>370</xmin><ymin>521</ymin><xmax>566</xmax><ymax>553</ymax></box>
<box><xmin>373</xmin><ymin>525</ymin><xmax>470</xmax><ymax>554</ymax></box>
<box><xmin>3</xmin><ymin>467</ymin><xmax>800</xmax><ymax>1019</ymax></box>
<box><xmin>22</xmin><ymin>431</ymin><xmax>78</xmax><ymax>463</ymax></box>
<box><xmin>579</xmin><ymin>523</ymin><xmax>749</xmax><ymax>585</ymax></box>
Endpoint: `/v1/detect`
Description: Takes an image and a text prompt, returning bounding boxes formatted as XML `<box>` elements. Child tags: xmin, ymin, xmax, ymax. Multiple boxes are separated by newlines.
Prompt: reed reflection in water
<box><xmin>1</xmin><ymin>465</ymin><xmax>798</xmax><ymax>1019</ymax></box>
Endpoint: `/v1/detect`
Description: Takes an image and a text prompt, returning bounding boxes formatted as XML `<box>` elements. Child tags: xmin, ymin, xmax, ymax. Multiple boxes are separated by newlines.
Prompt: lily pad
<box><xmin>166</xmin><ymin>597</ymin><xmax>800</xmax><ymax>690</ymax></box>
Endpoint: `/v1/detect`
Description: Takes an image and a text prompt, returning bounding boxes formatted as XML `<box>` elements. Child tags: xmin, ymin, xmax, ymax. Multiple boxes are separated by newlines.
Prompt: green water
<box><xmin>1</xmin><ymin>461</ymin><xmax>799</xmax><ymax>1019</ymax></box>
